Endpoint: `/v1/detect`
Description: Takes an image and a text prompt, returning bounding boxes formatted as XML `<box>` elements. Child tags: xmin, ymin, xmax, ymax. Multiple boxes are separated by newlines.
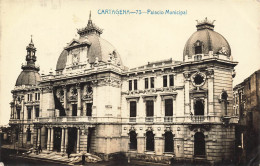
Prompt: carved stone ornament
<box><xmin>217</xmin><ymin>46</ymin><xmax>228</xmax><ymax>56</ymax></box>
<box><xmin>191</xmin><ymin>72</ymin><xmax>206</xmax><ymax>87</ymax></box>
<box><xmin>206</xmin><ymin>68</ymin><xmax>214</xmax><ymax>77</ymax></box>
<box><xmin>188</xmin><ymin>124</ymin><xmax>211</xmax><ymax>132</ymax></box>
<box><xmin>183</xmin><ymin>71</ymin><xmax>191</xmax><ymax>80</ymax></box>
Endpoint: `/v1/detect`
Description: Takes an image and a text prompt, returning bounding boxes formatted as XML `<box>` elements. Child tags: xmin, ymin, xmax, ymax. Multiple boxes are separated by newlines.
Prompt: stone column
<box><xmin>63</xmin><ymin>86</ymin><xmax>68</xmax><ymax>115</ymax></box>
<box><xmin>33</xmin><ymin>127</ymin><xmax>38</xmax><ymax>148</ymax></box>
<box><xmin>155</xmin><ymin>137</ymin><xmax>163</xmax><ymax>155</ymax></box>
<box><xmin>137</xmin><ymin>136</ymin><xmax>145</xmax><ymax>154</ymax></box>
<box><xmin>92</xmin><ymin>82</ymin><xmax>98</xmax><ymax>117</ymax></box>
<box><xmin>183</xmin><ymin>71</ymin><xmax>191</xmax><ymax>115</ymax></box>
<box><xmin>65</xmin><ymin>128</ymin><xmax>68</xmax><ymax>151</ymax></box>
<box><xmin>32</xmin><ymin>106</ymin><xmax>35</xmax><ymax>120</ymax></box>
<box><xmin>50</xmin><ymin>128</ymin><xmax>54</xmax><ymax>151</ymax></box>
<box><xmin>61</xmin><ymin>128</ymin><xmax>65</xmax><ymax>153</ymax></box>
<box><xmin>173</xmin><ymin>97</ymin><xmax>177</xmax><ymax>116</ymax></box>
<box><xmin>47</xmin><ymin>128</ymin><xmax>50</xmax><ymax>150</ymax></box>
<box><xmin>204</xmin><ymin>97</ymin><xmax>208</xmax><ymax>115</ymax></box>
<box><xmin>76</xmin><ymin>128</ymin><xmax>80</xmax><ymax>153</ymax></box>
<box><xmin>207</xmin><ymin>68</ymin><xmax>214</xmax><ymax>116</ymax></box>
<box><xmin>80</xmin><ymin>127</ymin><xmax>88</xmax><ymax>152</ymax></box>
<box><xmin>191</xmin><ymin>98</ymin><xmax>194</xmax><ymax>115</ymax></box>
<box><xmin>37</xmin><ymin>128</ymin><xmax>41</xmax><ymax>147</ymax></box>
<box><xmin>77</xmin><ymin>85</ymin><xmax>82</xmax><ymax>116</ymax></box>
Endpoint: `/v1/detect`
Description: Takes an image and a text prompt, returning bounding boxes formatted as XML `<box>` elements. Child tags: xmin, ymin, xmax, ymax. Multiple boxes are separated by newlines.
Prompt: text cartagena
<box><xmin>97</xmin><ymin>9</ymin><xmax>187</xmax><ymax>15</ymax></box>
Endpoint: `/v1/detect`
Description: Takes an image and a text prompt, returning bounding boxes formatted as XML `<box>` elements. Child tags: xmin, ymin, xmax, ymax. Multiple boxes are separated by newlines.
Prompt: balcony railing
<box><xmin>190</xmin><ymin>115</ymin><xmax>205</xmax><ymax>122</ymax></box>
<box><xmin>145</xmin><ymin>117</ymin><xmax>154</xmax><ymax>122</ymax></box>
<box><xmin>164</xmin><ymin>116</ymin><xmax>173</xmax><ymax>122</ymax></box>
<box><xmin>129</xmin><ymin>117</ymin><xmax>136</xmax><ymax>122</ymax></box>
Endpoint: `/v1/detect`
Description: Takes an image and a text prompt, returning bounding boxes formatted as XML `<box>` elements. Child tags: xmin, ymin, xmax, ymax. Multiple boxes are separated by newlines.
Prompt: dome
<box><xmin>183</xmin><ymin>18</ymin><xmax>231</xmax><ymax>60</ymax></box>
<box><xmin>56</xmin><ymin>34</ymin><xmax>122</xmax><ymax>71</ymax></box>
<box><xmin>56</xmin><ymin>16</ymin><xmax>123</xmax><ymax>71</ymax></box>
<box><xmin>15</xmin><ymin>70</ymin><xmax>41</xmax><ymax>86</ymax></box>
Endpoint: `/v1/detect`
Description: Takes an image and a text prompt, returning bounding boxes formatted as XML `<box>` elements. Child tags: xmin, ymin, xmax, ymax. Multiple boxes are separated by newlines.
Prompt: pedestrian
<box><xmin>82</xmin><ymin>154</ymin><xmax>85</xmax><ymax>165</ymax></box>
<box><xmin>38</xmin><ymin>144</ymin><xmax>42</xmax><ymax>154</ymax></box>
<box><xmin>66</xmin><ymin>146</ymin><xmax>71</xmax><ymax>158</ymax></box>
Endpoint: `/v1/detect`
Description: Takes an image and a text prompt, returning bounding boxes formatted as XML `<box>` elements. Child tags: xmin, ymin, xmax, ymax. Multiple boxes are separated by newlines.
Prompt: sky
<box><xmin>0</xmin><ymin>0</ymin><xmax>259</xmax><ymax>125</ymax></box>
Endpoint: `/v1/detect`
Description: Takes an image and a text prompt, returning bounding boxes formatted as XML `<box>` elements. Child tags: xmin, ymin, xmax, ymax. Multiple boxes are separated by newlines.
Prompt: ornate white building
<box><xmin>9</xmin><ymin>16</ymin><xmax>238</xmax><ymax>164</ymax></box>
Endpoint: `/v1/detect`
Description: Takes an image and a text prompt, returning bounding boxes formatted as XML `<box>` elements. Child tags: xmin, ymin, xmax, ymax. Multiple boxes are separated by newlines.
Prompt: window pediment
<box><xmin>141</xmin><ymin>94</ymin><xmax>157</xmax><ymax>102</ymax></box>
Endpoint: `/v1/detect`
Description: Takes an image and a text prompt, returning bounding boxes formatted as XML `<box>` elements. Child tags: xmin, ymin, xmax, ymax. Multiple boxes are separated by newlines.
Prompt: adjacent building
<box><xmin>233</xmin><ymin>69</ymin><xmax>260</xmax><ymax>163</ymax></box>
<box><xmin>9</xmin><ymin>16</ymin><xmax>239</xmax><ymax>164</ymax></box>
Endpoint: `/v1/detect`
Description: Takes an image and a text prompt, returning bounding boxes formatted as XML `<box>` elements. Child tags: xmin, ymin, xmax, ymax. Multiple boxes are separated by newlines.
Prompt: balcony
<box><xmin>190</xmin><ymin>115</ymin><xmax>205</xmax><ymax>123</ymax></box>
<box><xmin>145</xmin><ymin>117</ymin><xmax>154</xmax><ymax>122</ymax></box>
<box><xmin>35</xmin><ymin>116</ymin><xmax>95</xmax><ymax>123</ymax></box>
<box><xmin>164</xmin><ymin>116</ymin><xmax>173</xmax><ymax>122</ymax></box>
<box><xmin>129</xmin><ymin>117</ymin><xmax>136</xmax><ymax>123</ymax></box>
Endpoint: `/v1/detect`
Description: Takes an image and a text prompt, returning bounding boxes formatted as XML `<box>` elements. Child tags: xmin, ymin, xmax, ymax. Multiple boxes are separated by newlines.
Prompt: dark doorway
<box><xmin>68</xmin><ymin>127</ymin><xmax>77</xmax><ymax>153</ymax></box>
<box><xmin>194</xmin><ymin>132</ymin><xmax>205</xmax><ymax>157</ymax></box>
<box><xmin>129</xmin><ymin>131</ymin><xmax>137</xmax><ymax>150</ymax></box>
<box><xmin>53</xmin><ymin>128</ymin><xmax>62</xmax><ymax>152</ymax></box>
<box><xmin>194</xmin><ymin>100</ymin><xmax>204</xmax><ymax>115</ymax></box>
<box><xmin>164</xmin><ymin>132</ymin><xmax>173</xmax><ymax>152</ymax></box>
<box><xmin>72</xmin><ymin>104</ymin><xmax>77</xmax><ymax>116</ymax></box>
<box><xmin>87</xmin><ymin>128</ymin><xmax>94</xmax><ymax>153</ymax></box>
<box><xmin>146</xmin><ymin>131</ymin><xmax>154</xmax><ymax>151</ymax></box>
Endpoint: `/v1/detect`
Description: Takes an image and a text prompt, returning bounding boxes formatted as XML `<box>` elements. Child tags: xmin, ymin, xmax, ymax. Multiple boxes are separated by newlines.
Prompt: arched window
<box><xmin>164</xmin><ymin>132</ymin><xmax>174</xmax><ymax>152</ymax></box>
<box><xmin>220</xmin><ymin>91</ymin><xmax>228</xmax><ymax>115</ymax></box>
<box><xmin>194</xmin><ymin>100</ymin><xmax>204</xmax><ymax>115</ymax></box>
<box><xmin>146</xmin><ymin>131</ymin><xmax>154</xmax><ymax>151</ymax></box>
<box><xmin>129</xmin><ymin>131</ymin><xmax>137</xmax><ymax>150</ymax></box>
<box><xmin>194</xmin><ymin>132</ymin><xmax>205</xmax><ymax>156</ymax></box>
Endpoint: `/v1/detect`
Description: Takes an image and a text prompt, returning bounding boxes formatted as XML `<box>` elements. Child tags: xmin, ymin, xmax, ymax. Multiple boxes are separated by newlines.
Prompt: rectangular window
<box><xmin>146</xmin><ymin>100</ymin><xmax>154</xmax><ymax>117</ymax></box>
<box><xmin>38</xmin><ymin>93</ymin><xmax>40</xmax><ymax>100</ymax></box>
<box><xmin>163</xmin><ymin>75</ymin><xmax>167</xmax><ymax>87</ymax></box>
<box><xmin>195</xmin><ymin>46</ymin><xmax>202</xmax><ymax>54</ymax></box>
<box><xmin>27</xmin><ymin>108</ymin><xmax>31</xmax><ymax>119</ymax></box>
<box><xmin>72</xmin><ymin>104</ymin><xmax>77</xmax><ymax>116</ymax></box>
<box><xmin>35</xmin><ymin>93</ymin><xmax>37</xmax><ymax>100</ymax></box>
<box><xmin>134</xmin><ymin>79</ymin><xmax>138</xmax><ymax>90</ymax></box>
<box><xmin>86</xmin><ymin>103</ymin><xmax>93</xmax><ymax>116</ymax></box>
<box><xmin>17</xmin><ymin>109</ymin><xmax>21</xmax><ymax>119</ymax></box>
<box><xmin>27</xmin><ymin>94</ymin><xmax>30</xmax><ymax>101</ymax></box>
<box><xmin>169</xmin><ymin>75</ymin><xmax>174</xmax><ymax>86</ymax></box>
<box><xmin>150</xmin><ymin>77</ymin><xmax>154</xmax><ymax>88</ymax></box>
<box><xmin>165</xmin><ymin>99</ymin><xmax>173</xmax><ymax>116</ymax></box>
<box><xmin>130</xmin><ymin>101</ymin><xmax>137</xmax><ymax>117</ymax></box>
<box><xmin>145</xmin><ymin>78</ymin><xmax>149</xmax><ymax>89</ymax></box>
<box><xmin>30</xmin><ymin>94</ymin><xmax>32</xmax><ymax>101</ymax></box>
<box><xmin>35</xmin><ymin>107</ymin><xmax>39</xmax><ymax>118</ymax></box>
<box><xmin>129</xmin><ymin>80</ymin><xmax>132</xmax><ymax>91</ymax></box>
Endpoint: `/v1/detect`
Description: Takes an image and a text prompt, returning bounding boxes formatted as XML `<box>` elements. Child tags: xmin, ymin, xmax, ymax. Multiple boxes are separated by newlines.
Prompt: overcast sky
<box><xmin>0</xmin><ymin>0</ymin><xmax>259</xmax><ymax>125</ymax></box>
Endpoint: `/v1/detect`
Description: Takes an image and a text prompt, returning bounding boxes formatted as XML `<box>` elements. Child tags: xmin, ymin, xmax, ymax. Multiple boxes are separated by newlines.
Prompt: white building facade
<box><xmin>9</xmin><ymin>16</ymin><xmax>238</xmax><ymax>164</ymax></box>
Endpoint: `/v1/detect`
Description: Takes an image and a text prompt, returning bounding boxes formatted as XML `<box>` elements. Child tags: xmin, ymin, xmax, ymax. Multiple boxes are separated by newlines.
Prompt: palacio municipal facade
<box><xmin>8</xmin><ymin>15</ymin><xmax>238</xmax><ymax>163</ymax></box>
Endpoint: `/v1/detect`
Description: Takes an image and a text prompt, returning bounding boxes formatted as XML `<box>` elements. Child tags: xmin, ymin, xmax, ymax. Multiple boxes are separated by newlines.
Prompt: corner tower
<box><xmin>183</xmin><ymin>18</ymin><xmax>232</xmax><ymax>62</ymax></box>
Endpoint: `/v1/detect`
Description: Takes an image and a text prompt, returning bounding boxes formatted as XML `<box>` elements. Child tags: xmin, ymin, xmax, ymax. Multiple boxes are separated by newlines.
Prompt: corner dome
<box><xmin>15</xmin><ymin>70</ymin><xmax>41</xmax><ymax>86</ymax></box>
<box><xmin>15</xmin><ymin>37</ymin><xmax>41</xmax><ymax>86</ymax></box>
<box><xmin>183</xmin><ymin>18</ymin><xmax>231</xmax><ymax>60</ymax></box>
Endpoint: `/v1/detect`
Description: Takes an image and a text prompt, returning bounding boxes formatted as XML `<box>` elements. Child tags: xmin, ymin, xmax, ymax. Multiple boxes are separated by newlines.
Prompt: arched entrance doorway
<box><xmin>53</xmin><ymin>127</ymin><xmax>62</xmax><ymax>152</ymax></box>
<box><xmin>194</xmin><ymin>100</ymin><xmax>204</xmax><ymax>115</ymax></box>
<box><xmin>146</xmin><ymin>131</ymin><xmax>154</xmax><ymax>151</ymax></box>
<box><xmin>129</xmin><ymin>131</ymin><xmax>137</xmax><ymax>150</ymax></box>
<box><xmin>164</xmin><ymin>131</ymin><xmax>174</xmax><ymax>152</ymax></box>
<box><xmin>68</xmin><ymin>127</ymin><xmax>77</xmax><ymax>153</ymax></box>
<box><xmin>194</xmin><ymin>132</ymin><xmax>205</xmax><ymax>157</ymax></box>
